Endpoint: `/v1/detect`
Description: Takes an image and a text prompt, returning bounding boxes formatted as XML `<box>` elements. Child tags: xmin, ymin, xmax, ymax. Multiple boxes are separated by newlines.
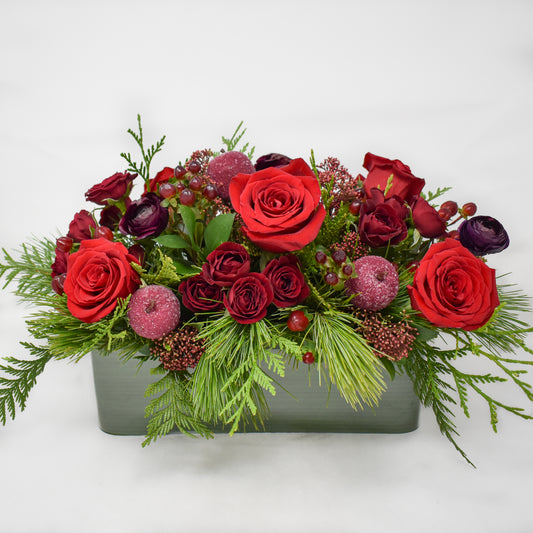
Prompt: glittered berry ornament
<box><xmin>128</xmin><ymin>285</ymin><xmax>181</xmax><ymax>340</ymax></box>
<box><xmin>207</xmin><ymin>151</ymin><xmax>254</xmax><ymax>200</ymax></box>
<box><xmin>345</xmin><ymin>256</ymin><xmax>399</xmax><ymax>311</ymax></box>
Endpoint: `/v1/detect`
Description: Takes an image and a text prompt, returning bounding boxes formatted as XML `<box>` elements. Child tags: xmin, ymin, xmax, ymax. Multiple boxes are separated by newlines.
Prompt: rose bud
<box><xmin>254</xmin><ymin>153</ymin><xmax>292</xmax><ymax>171</ymax></box>
<box><xmin>411</xmin><ymin>196</ymin><xmax>447</xmax><ymax>239</ymax></box>
<box><xmin>458</xmin><ymin>215</ymin><xmax>510</xmax><ymax>256</ymax></box>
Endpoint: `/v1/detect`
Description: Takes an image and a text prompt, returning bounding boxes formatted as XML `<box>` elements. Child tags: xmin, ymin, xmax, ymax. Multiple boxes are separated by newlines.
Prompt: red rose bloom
<box><xmin>144</xmin><ymin>167</ymin><xmax>174</xmax><ymax>195</ymax></box>
<box><xmin>408</xmin><ymin>239</ymin><xmax>499</xmax><ymax>331</ymax></box>
<box><xmin>67</xmin><ymin>210</ymin><xmax>97</xmax><ymax>242</ymax></box>
<box><xmin>63</xmin><ymin>238</ymin><xmax>140</xmax><ymax>323</ymax></box>
<box><xmin>229</xmin><ymin>158</ymin><xmax>326</xmax><ymax>253</ymax></box>
<box><xmin>202</xmin><ymin>242</ymin><xmax>251</xmax><ymax>288</ymax></box>
<box><xmin>178</xmin><ymin>274</ymin><xmax>224</xmax><ymax>312</ymax></box>
<box><xmin>85</xmin><ymin>172</ymin><xmax>136</xmax><ymax>205</ymax></box>
<box><xmin>363</xmin><ymin>153</ymin><xmax>425</xmax><ymax>201</ymax></box>
<box><xmin>358</xmin><ymin>188</ymin><xmax>408</xmax><ymax>247</ymax></box>
<box><xmin>411</xmin><ymin>196</ymin><xmax>446</xmax><ymax>238</ymax></box>
<box><xmin>262</xmin><ymin>255</ymin><xmax>309</xmax><ymax>308</ymax></box>
<box><xmin>223</xmin><ymin>273</ymin><xmax>274</xmax><ymax>324</ymax></box>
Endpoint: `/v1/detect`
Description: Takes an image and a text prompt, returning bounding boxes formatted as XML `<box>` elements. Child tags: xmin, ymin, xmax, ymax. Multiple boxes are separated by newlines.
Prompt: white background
<box><xmin>1</xmin><ymin>1</ymin><xmax>533</xmax><ymax>531</ymax></box>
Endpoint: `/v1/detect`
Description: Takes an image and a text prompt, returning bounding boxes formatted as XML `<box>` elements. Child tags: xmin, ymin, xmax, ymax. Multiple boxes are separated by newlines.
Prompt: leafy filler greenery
<box><xmin>1</xmin><ymin>117</ymin><xmax>532</xmax><ymax>465</ymax></box>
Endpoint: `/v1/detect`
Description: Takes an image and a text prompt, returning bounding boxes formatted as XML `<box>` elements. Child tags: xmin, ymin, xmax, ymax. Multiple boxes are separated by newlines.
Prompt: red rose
<box><xmin>85</xmin><ymin>172</ymin><xmax>136</xmax><ymax>205</ymax></box>
<box><xmin>229</xmin><ymin>158</ymin><xmax>326</xmax><ymax>253</ymax></box>
<box><xmin>144</xmin><ymin>167</ymin><xmax>174</xmax><ymax>195</ymax></box>
<box><xmin>178</xmin><ymin>274</ymin><xmax>224</xmax><ymax>312</ymax></box>
<box><xmin>223</xmin><ymin>273</ymin><xmax>274</xmax><ymax>324</ymax></box>
<box><xmin>411</xmin><ymin>196</ymin><xmax>446</xmax><ymax>238</ymax></box>
<box><xmin>408</xmin><ymin>239</ymin><xmax>499</xmax><ymax>331</ymax></box>
<box><xmin>63</xmin><ymin>238</ymin><xmax>140</xmax><ymax>323</ymax></box>
<box><xmin>202</xmin><ymin>242</ymin><xmax>251</xmax><ymax>288</ymax></box>
<box><xmin>67</xmin><ymin>210</ymin><xmax>97</xmax><ymax>242</ymax></box>
<box><xmin>363</xmin><ymin>153</ymin><xmax>425</xmax><ymax>201</ymax></box>
<box><xmin>262</xmin><ymin>255</ymin><xmax>309</xmax><ymax>308</ymax></box>
<box><xmin>358</xmin><ymin>188</ymin><xmax>408</xmax><ymax>247</ymax></box>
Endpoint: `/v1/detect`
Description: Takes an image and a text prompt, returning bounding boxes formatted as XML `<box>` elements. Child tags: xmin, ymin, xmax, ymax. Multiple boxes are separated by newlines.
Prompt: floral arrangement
<box><xmin>1</xmin><ymin>117</ymin><xmax>532</xmax><ymax>465</ymax></box>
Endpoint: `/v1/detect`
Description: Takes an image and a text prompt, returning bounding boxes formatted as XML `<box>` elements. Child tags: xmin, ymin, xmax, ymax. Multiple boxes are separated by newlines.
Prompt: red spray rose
<box><xmin>63</xmin><ymin>238</ymin><xmax>140</xmax><ymax>323</ymax></box>
<box><xmin>85</xmin><ymin>172</ymin><xmax>136</xmax><ymax>205</ymax></box>
<box><xmin>223</xmin><ymin>273</ymin><xmax>274</xmax><ymax>324</ymax></box>
<box><xmin>262</xmin><ymin>255</ymin><xmax>310</xmax><ymax>308</ymax></box>
<box><xmin>202</xmin><ymin>242</ymin><xmax>251</xmax><ymax>288</ymax></box>
<box><xmin>358</xmin><ymin>188</ymin><xmax>408</xmax><ymax>247</ymax></box>
<box><xmin>178</xmin><ymin>274</ymin><xmax>224</xmax><ymax>312</ymax></box>
<box><xmin>67</xmin><ymin>210</ymin><xmax>97</xmax><ymax>242</ymax></box>
<box><xmin>51</xmin><ymin>249</ymin><xmax>69</xmax><ymax>277</ymax></box>
<box><xmin>229</xmin><ymin>158</ymin><xmax>326</xmax><ymax>253</ymax></box>
<box><xmin>144</xmin><ymin>167</ymin><xmax>174</xmax><ymax>195</ymax></box>
<box><xmin>363</xmin><ymin>153</ymin><xmax>425</xmax><ymax>201</ymax></box>
<box><xmin>408</xmin><ymin>239</ymin><xmax>499</xmax><ymax>331</ymax></box>
<box><xmin>411</xmin><ymin>196</ymin><xmax>446</xmax><ymax>238</ymax></box>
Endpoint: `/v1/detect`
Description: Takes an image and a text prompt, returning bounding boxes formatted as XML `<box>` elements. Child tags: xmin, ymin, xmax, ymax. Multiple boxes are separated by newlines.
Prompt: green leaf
<box><xmin>381</xmin><ymin>358</ymin><xmax>396</xmax><ymax>381</ymax></box>
<box><xmin>204</xmin><ymin>213</ymin><xmax>235</xmax><ymax>254</ymax></box>
<box><xmin>153</xmin><ymin>234</ymin><xmax>190</xmax><ymax>249</ymax></box>
<box><xmin>179</xmin><ymin>205</ymin><xmax>198</xmax><ymax>245</ymax></box>
<box><xmin>173</xmin><ymin>260</ymin><xmax>200</xmax><ymax>276</ymax></box>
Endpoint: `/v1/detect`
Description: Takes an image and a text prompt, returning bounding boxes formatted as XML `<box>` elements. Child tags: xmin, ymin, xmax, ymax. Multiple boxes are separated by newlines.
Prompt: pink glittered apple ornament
<box><xmin>128</xmin><ymin>285</ymin><xmax>181</xmax><ymax>340</ymax></box>
<box><xmin>207</xmin><ymin>151</ymin><xmax>254</xmax><ymax>200</ymax></box>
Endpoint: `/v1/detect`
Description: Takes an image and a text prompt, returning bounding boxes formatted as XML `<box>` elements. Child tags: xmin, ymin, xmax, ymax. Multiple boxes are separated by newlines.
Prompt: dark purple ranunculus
<box><xmin>178</xmin><ymin>274</ymin><xmax>224</xmax><ymax>312</ymax></box>
<box><xmin>254</xmin><ymin>153</ymin><xmax>292</xmax><ymax>171</ymax></box>
<box><xmin>358</xmin><ymin>188</ymin><xmax>408</xmax><ymax>247</ymax></box>
<box><xmin>119</xmin><ymin>193</ymin><xmax>169</xmax><ymax>239</ymax></box>
<box><xmin>262</xmin><ymin>255</ymin><xmax>309</xmax><ymax>308</ymax></box>
<box><xmin>458</xmin><ymin>216</ymin><xmax>510</xmax><ymax>256</ymax></box>
<box><xmin>202</xmin><ymin>242</ymin><xmax>251</xmax><ymax>287</ymax></box>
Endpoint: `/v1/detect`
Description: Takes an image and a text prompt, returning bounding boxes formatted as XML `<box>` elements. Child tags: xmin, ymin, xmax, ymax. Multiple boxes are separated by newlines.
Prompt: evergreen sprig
<box><xmin>120</xmin><ymin>114</ymin><xmax>166</xmax><ymax>188</ymax></box>
<box><xmin>142</xmin><ymin>365</ymin><xmax>212</xmax><ymax>446</ymax></box>
<box><xmin>0</xmin><ymin>343</ymin><xmax>51</xmax><ymax>425</ymax></box>
<box><xmin>220</xmin><ymin>121</ymin><xmax>255</xmax><ymax>159</ymax></box>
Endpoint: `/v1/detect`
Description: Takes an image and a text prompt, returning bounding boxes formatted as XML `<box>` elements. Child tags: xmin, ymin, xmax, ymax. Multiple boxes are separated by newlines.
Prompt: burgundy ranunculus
<box><xmin>85</xmin><ymin>172</ymin><xmax>136</xmax><ymax>205</ymax></box>
<box><xmin>254</xmin><ymin>153</ymin><xmax>292</xmax><ymax>171</ymax></box>
<box><xmin>202</xmin><ymin>242</ymin><xmax>251</xmax><ymax>288</ymax></box>
<box><xmin>358</xmin><ymin>188</ymin><xmax>408</xmax><ymax>247</ymax></box>
<box><xmin>262</xmin><ymin>255</ymin><xmax>309</xmax><ymax>308</ymax></box>
<box><xmin>363</xmin><ymin>153</ymin><xmax>425</xmax><ymax>202</ymax></box>
<box><xmin>223</xmin><ymin>273</ymin><xmax>274</xmax><ymax>324</ymax></box>
<box><xmin>411</xmin><ymin>196</ymin><xmax>446</xmax><ymax>238</ymax></box>
<box><xmin>178</xmin><ymin>274</ymin><xmax>225</xmax><ymax>312</ymax></box>
<box><xmin>67</xmin><ymin>210</ymin><xmax>97</xmax><ymax>242</ymax></box>
<box><xmin>119</xmin><ymin>193</ymin><xmax>169</xmax><ymax>239</ymax></box>
<box><xmin>459</xmin><ymin>216</ymin><xmax>510</xmax><ymax>256</ymax></box>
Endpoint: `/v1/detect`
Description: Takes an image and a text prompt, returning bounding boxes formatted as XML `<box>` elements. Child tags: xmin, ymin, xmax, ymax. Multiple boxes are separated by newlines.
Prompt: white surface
<box><xmin>1</xmin><ymin>1</ymin><xmax>533</xmax><ymax>532</ymax></box>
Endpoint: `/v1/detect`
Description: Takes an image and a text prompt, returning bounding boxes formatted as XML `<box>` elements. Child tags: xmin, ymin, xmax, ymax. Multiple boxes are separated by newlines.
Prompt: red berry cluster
<box><xmin>150</xmin><ymin>325</ymin><xmax>205</xmax><ymax>371</ymax></box>
<box><xmin>314</xmin><ymin>248</ymin><xmax>355</xmax><ymax>288</ymax></box>
<box><xmin>159</xmin><ymin>161</ymin><xmax>218</xmax><ymax>208</ymax></box>
<box><xmin>437</xmin><ymin>200</ymin><xmax>477</xmax><ymax>239</ymax></box>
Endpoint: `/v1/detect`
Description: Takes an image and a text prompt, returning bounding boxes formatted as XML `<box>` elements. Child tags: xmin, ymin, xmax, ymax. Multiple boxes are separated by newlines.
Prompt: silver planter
<box><xmin>91</xmin><ymin>352</ymin><xmax>420</xmax><ymax>436</ymax></box>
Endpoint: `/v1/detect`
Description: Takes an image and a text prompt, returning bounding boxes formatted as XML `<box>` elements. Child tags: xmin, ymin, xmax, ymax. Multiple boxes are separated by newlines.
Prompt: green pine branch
<box><xmin>0</xmin><ymin>343</ymin><xmax>52</xmax><ymax>425</ymax></box>
<box><xmin>220</xmin><ymin>121</ymin><xmax>255</xmax><ymax>159</ymax></box>
<box><xmin>142</xmin><ymin>365</ymin><xmax>212</xmax><ymax>446</ymax></box>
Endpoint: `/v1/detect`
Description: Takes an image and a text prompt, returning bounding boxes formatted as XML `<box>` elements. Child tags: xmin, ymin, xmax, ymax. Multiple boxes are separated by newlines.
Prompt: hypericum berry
<box><xmin>447</xmin><ymin>229</ymin><xmax>460</xmax><ymax>239</ymax></box>
<box><xmin>56</xmin><ymin>236</ymin><xmax>73</xmax><ymax>253</ymax></box>
<box><xmin>302</xmin><ymin>351</ymin><xmax>315</xmax><ymax>364</ymax></box>
<box><xmin>332</xmin><ymin>249</ymin><xmax>347</xmax><ymax>264</ymax></box>
<box><xmin>189</xmin><ymin>176</ymin><xmax>203</xmax><ymax>191</ymax></box>
<box><xmin>180</xmin><ymin>188</ymin><xmax>196</xmax><ymax>206</ymax></box>
<box><xmin>441</xmin><ymin>200</ymin><xmax>458</xmax><ymax>217</ymax></box>
<box><xmin>202</xmin><ymin>184</ymin><xmax>218</xmax><ymax>200</ymax></box>
<box><xmin>188</xmin><ymin>160</ymin><xmax>201</xmax><ymax>174</ymax></box>
<box><xmin>349</xmin><ymin>200</ymin><xmax>361</xmax><ymax>215</ymax></box>
<box><xmin>342</xmin><ymin>264</ymin><xmax>353</xmax><ymax>277</ymax></box>
<box><xmin>438</xmin><ymin>207</ymin><xmax>452</xmax><ymax>221</ymax></box>
<box><xmin>287</xmin><ymin>310</ymin><xmax>309</xmax><ymax>332</ymax></box>
<box><xmin>174</xmin><ymin>165</ymin><xmax>187</xmax><ymax>179</ymax></box>
<box><xmin>95</xmin><ymin>226</ymin><xmax>114</xmax><ymax>240</ymax></box>
<box><xmin>315</xmin><ymin>251</ymin><xmax>328</xmax><ymax>264</ymax></box>
<box><xmin>461</xmin><ymin>202</ymin><xmax>477</xmax><ymax>217</ymax></box>
<box><xmin>325</xmin><ymin>271</ymin><xmax>339</xmax><ymax>285</ymax></box>
<box><xmin>175</xmin><ymin>182</ymin><xmax>186</xmax><ymax>193</ymax></box>
<box><xmin>159</xmin><ymin>182</ymin><xmax>177</xmax><ymax>199</ymax></box>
